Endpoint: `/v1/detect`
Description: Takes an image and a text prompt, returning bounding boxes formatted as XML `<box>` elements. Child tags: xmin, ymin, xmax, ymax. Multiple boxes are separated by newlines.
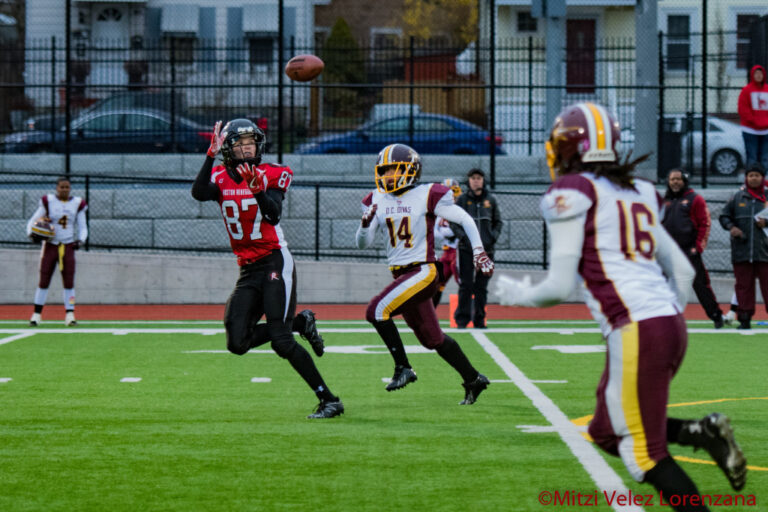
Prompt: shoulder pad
<box><xmin>259</xmin><ymin>164</ymin><xmax>293</xmax><ymax>192</ymax></box>
<box><xmin>541</xmin><ymin>174</ymin><xmax>595</xmax><ymax>222</ymax></box>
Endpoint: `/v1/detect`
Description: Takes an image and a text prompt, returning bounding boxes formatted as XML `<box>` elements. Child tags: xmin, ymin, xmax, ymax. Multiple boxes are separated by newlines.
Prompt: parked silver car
<box><xmin>679</xmin><ymin>116</ymin><xmax>746</xmax><ymax>176</ymax></box>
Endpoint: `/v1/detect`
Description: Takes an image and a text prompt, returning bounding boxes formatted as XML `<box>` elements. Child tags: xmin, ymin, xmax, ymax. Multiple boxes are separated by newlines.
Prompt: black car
<box><xmin>3</xmin><ymin>108</ymin><xmax>213</xmax><ymax>153</ymax></box>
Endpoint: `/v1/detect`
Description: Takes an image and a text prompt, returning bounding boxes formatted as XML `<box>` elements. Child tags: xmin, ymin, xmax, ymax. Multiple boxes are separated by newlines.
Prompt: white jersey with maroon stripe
<box><xmin>362</xmin><ymin>183</ymin><xmax>453</xmax><ymax>267</ymax></box>
<box><xmin>541</xmin><ymin>172</ymin><xmax>678</xmax><ymax>333</ymax></box>
<box><xmin>211</xmin><ymin>162</ymin><xmax>292</xmax><ymax>264</ymax></box>
<box><xmin>28</xmin><ymin>194</ymin><xmax>88</xmax><ymax>245</ymax></box>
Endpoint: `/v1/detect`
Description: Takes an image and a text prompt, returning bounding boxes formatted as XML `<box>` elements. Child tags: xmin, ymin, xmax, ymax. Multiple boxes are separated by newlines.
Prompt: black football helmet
<box><xmin>375</xmin><ymin>143</ymin><xmax>422</xmax><ymax>194</ymax></box>
<box><xmin>220</xmin><ymin>118</ymin><xmax>266</xmax><ymax>169</ymax></box>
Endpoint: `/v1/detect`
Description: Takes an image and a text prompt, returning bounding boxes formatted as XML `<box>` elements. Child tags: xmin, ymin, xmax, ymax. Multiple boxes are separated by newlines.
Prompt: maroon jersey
<box><xmin>211</xmin><ymin>163</ymin><xmax>293</xmax><ymax>265</ymax></box>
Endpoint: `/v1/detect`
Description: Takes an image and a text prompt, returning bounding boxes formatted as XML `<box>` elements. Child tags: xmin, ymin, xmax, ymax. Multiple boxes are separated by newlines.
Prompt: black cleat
<box><xmin>460</xmin><ymin>373</ymin><xmax>490</xmax><ymax>405</ymax></box>
<box><xmin>298</xmin><ymin>309</ymin><xmax>324</xmax><ymax>357</ymax></box>
<box><xmin>694</xmin><ymin>413</ymin><xmax>747</xmax><ymax>490</ymax></box>
<box><xmin>385</xmin><ymin>365</ymin><xmax>418</xmax><ymax>391</ymax></box>
<box><xmin>307</xmin><ymin>399</ymin><xmax>344</xmax><ymax>419</ymax></box>
<box><xmin>713</xmin><ymin>316</ymin><xmax>724</xmax><ymax>329</ymax></box>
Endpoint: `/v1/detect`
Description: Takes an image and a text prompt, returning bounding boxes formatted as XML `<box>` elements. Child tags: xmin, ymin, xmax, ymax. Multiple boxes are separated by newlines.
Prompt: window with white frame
<box><xmin>736</xmin><ymin>14</ymin><xmax>761</xmax><ymax>70</ymax></box>
<box><xmin>666</xmin><ymin>15</ymin><xmax>691</xmax><ymax>72</ymax></box>
<box><xmin>371</xmin><ymin>28</ymin><xmax>402</xmax><ymax>80</ymax></box>
<box><xmin>248</xmin><ymin>37</ymin><xmax>275</xmax><ymax>67</ymax></box>
<box><xmin>517</xmin><ymin>11</ymin><xmax>538</xmax><ymax>33</ymax></box>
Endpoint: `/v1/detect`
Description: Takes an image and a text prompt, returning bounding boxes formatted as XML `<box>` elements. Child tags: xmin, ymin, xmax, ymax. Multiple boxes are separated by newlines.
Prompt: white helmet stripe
<box><xmin>577</xmin><ymin>103</ymin><xmax>598</xmax><ymax>150</ymax></box>
<box><xmin>593</xmin><ymin>103</ymin><xmax>613</xmax><ymax>151</ymax></box>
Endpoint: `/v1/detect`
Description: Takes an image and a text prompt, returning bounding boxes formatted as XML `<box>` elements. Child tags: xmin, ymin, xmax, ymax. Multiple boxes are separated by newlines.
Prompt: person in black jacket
<box><xmin>718</xmin><ymin>163</ymin><xmax>768</xmax><ymax>329</ymax></box>
<box><xmin>661</xmin><ymin>169</ymin><xmax>724</xmax><ymax>328</ymax></box>
<box><xmin>451</xmin><ymin>168</ymin><xmax>503</xmax><ymax>328</ymax></box>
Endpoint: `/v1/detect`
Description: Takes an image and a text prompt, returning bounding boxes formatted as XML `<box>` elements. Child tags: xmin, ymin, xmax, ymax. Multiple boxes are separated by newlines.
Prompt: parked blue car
<box><xmin>295</xmin><ymin>113</ymin><xmax>504</xmax><ymax>155</ymax></box>
<box><xmin>3</xmin><ymin>108</ymin><xmax>212</xmax><ymax>153</ymax></box>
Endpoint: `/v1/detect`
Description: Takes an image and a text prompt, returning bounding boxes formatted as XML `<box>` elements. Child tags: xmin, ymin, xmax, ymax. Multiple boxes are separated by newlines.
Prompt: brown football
<box><xmin>285</xmin><ymin>54</ymin><xmax>324</xmax><ymax>82</ymax></box>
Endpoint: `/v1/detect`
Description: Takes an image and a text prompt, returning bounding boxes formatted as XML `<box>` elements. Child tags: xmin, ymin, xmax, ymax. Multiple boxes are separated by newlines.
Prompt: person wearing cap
<box><xmin>450</xmin><ymin>168</ymin><xmax>503</xmax><ymax>328</ymax></box>
<box><xmin>737</xmin><ymin>65</ymin><xmax>768</xmax><ymax>169</ymax></box>
<box><xmin>661</xmin><ymin>169</ymin><xmax>725</xmax><ymax>328</ymax></box>
<box><xmin>718</xmin><ymin>163</ymin><xmax>768</xmax><ymax>329</ymax></box>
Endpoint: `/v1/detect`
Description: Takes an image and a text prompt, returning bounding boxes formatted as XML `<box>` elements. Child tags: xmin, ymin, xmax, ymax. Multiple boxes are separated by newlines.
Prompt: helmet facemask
<box><xmin>375</xmin><ymin>162</ymin><xmax>419</xmax><ymax>194</ymax></box>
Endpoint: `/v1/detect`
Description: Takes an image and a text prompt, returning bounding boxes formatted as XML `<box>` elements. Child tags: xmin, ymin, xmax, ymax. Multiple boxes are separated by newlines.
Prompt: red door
<box><xmin>566</xmin><ymin>19</ymin><xmax>596</xmax><ymax>94</ymax></box>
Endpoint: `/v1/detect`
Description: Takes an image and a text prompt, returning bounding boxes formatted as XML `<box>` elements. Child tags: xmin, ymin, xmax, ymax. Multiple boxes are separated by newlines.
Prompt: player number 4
<box><xmin>221</xmin><ymin>198</ymin><xmax>262</xmax><ymax>240</ymax></box>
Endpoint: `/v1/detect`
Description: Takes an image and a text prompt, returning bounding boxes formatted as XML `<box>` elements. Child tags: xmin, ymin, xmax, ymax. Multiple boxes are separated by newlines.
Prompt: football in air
<box><xmin>285</xmin><ymin>54</ymin><xmax>324</xmax><ymax>82</ymax></box>
<box><xmin>30</xmin><ymin>218</ymin><xmax>55</xmax><ymax>240</ymax></box>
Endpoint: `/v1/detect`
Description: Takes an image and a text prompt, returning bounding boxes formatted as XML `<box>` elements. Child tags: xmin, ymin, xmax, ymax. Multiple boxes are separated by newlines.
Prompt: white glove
<box><xmin>494</xmin><ymin>275</ymin><xmax>532</xmax><ymax>306</ymax></box>
<box><xmin>472</xmin><ymin>247</ymin><xmax>494</xmax><ymax>276</ymax></box>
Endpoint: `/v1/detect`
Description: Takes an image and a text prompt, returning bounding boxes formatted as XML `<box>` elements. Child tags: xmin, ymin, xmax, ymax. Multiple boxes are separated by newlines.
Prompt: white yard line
<box><xmin>470</xmin><ymin>331</ymin><xmax>644</xmax><ymax>512</ymax></box>
<box><xmin>0</xmin><ymin>332</ymin><xmax>36</xmax><ymax>345</ymax></box>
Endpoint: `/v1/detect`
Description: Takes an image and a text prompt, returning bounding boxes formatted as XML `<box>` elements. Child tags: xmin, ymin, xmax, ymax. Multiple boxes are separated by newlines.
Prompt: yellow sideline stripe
<box><xmin>570</xmin><ymin>397</ymin><xmax>768</xmax><ymax>471</ymax></box>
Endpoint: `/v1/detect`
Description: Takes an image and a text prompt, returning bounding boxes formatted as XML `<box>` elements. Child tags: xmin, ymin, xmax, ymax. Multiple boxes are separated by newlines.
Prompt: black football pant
<box><xmin>224</xmin><ymin>249</ymin><xmax>335</xmax><ymax>401</ymax></box>
<box><xmin>687</xmin><ymin>252</ymin><xmax>722</xmax><ymax>321</ymax></box>
<box><xmin>454</xmin><ymin>248</ymin><xmax>492</xmax><ymax>328</ymax></box>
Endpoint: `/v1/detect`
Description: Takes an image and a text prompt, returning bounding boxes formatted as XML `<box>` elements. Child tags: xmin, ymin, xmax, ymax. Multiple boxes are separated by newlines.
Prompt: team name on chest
<box><xmin>384</xmin><ymin>205</ymin><xmax>412</xmax><ymax>214</ymax></box>
<box><xmin>223</xmin><ymin>189</ymin><xmax>254</xmax><ymax>196</ymax></box>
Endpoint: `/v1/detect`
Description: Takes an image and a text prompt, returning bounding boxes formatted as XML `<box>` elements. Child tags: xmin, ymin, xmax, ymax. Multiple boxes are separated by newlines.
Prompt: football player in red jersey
<box><xmin>191</xmin><ymin>119</ymin><xmax>342</xmax><ymax>419</ymax></box>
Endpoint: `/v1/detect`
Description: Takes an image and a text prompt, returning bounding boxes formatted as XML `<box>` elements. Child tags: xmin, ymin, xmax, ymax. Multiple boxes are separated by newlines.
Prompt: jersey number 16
<box><xmin>616</xmin><ymin>200</ymin><xmax>655</xmax><ymax>260</ymax></box>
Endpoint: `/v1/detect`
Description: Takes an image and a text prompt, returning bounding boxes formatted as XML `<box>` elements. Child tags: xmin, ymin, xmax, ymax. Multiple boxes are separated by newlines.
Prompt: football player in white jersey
<box><xmin>26</xmin><ymin>177</ymin><xmax>88</xmax><ymax>327</ymax></box>
<box><xmin>494</xmin><ymin>103</ymin><xmax>747</xmax><ymax>503</ymax></box>
<box><xmin>432</xmin><ymin>178</ymin><xmax>462</xmax><ymax>307</ymax></box>
<box><xmin>356</xmin><ymin>144</ymin><xmax>495</xmax><ymax>405</ymax></box>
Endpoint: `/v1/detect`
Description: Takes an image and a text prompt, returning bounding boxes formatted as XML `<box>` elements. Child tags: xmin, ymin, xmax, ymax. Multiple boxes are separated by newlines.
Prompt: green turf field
<box><xmin>1</xmin><ymin>320</ymin><xmax>765</xmax><ymax>511</ymax></box>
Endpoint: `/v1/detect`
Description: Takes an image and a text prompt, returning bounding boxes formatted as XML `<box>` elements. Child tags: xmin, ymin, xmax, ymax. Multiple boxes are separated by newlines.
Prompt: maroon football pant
<box><xmin>732</xmin><ymin>261</ymin><xmax>768</xmax><ymax>317</ymax></box>
<box><xmin>587</xmin><ymin>314</ymin><xmax>687</xmax><ymax>482</ymax></box>
<box><xmin>365</xmin><ymin>263</ymin><xmax>444</xmax><ymax>348</ymax></box>
<box><xmin>38</xmin><ymin>242</ymin><xmax>76</xmax><ymax>289</ymax></box>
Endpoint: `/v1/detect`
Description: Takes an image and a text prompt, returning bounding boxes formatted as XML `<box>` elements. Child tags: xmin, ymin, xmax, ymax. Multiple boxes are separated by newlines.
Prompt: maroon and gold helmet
<box><xmin>545</xmin><ymin>102</ymin><xmax>621</xmax><ymax>180</ymax></box>
<box><xmin>442</xmin><ymin>178</ymin><xmax>462</xmax><ymax>198</ymax></box>
<box><xmin>375</xmin><ymin>143</ymin><xmax>422</xmax><ymax>194</ymax></box>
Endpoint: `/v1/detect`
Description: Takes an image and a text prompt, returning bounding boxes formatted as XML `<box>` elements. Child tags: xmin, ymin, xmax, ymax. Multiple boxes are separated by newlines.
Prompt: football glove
<box><xmin>236</xmin><ymin>163</ymin><xmax>268</xmax><ymax>194</ymax></box>
<box><xmin>206</xmin><ymin>120</ymin><xmax>226</xmax><ymax>158</ymax></box>
<box><xmin>472</xmin><ymin>247</ymin><xmax>494</xmax><ymax>277</ymax></box>
<box><xmin>361</xmin><ymin>204</ymin><xmax>378</xmax><ymax>228</ymax></box>
<box><xmin>494</xmin><ymin>275</ymin><xmax>532</xmax><ymax>306</ymax></box>
<box><xmin>73</xmin><ymin>241</ymin><xmax>81</xmax><ymax>250</ymax></box>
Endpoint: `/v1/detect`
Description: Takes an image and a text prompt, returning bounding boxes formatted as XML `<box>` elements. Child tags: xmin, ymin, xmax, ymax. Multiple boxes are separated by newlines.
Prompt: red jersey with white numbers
<box><xmin>210</xmin><ymin>162</ymin><xmax>293</xmax><ymax>265</ymax></box>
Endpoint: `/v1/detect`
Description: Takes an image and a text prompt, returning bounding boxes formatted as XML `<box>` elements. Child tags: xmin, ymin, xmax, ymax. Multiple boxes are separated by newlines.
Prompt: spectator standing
<box><xmin>191</xmin><ymin>119</ymin><xmax>341</xmax><ymax>419</ymax></box>
<box><xmin>26</xmin><ymin>176</ymin><xmax>88</xmax><ymax>327</ymax></box>
<box><xmin>451</xmin><ymin>168</ymin><xmax>503</xmax><ymax>328</ymax></box>
<box><xmin>661</xmin><ymin>169</ymin><xmax>724</xmax><ymax>328</ymax></box>
<box><xmin>737</xmin><ymin>65</ymin><xmax>768</xmax><ymax>169</ymax></box>
<box><xmin>718</xmin><ymin>163</ymin><xmax>768</xmax><ymax>330</ymax></box>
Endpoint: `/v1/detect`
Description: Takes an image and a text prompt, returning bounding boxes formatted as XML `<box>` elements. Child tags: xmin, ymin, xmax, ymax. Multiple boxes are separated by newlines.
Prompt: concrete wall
<box><xmin>0</xmin><ymin>248</ymin><xmax>740</xmax><ymax>305</ymax></box>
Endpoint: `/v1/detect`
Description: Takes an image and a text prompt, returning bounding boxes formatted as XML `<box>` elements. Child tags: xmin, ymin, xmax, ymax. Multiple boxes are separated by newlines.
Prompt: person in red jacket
<box><xmin>737</xmin><ymin>64</ymin><xmax>768</xmax><ymax>169</ymax></box>
<box><xmin>661</xmin><ymin>169</ymin><xmax>724</xmax><ymax>328</ymax></box>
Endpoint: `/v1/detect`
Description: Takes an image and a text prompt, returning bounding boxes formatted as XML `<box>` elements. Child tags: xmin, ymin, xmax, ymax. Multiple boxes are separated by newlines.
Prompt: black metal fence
<box><xmin>0</xmin><ymin>29</ymin><xmax>760</xmax><ymax>185</ymax></box>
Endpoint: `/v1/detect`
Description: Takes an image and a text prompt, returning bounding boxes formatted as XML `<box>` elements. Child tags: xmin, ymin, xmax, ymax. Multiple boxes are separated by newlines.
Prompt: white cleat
<box><xmin>65</xmin><ymin>311</ymin><xmax>77</xmax><ymax>327</ymax></box>
<box><xmin>29</xmin><ymin>312</ymin><xmax>42</xmax><ymax>327</ymax></box>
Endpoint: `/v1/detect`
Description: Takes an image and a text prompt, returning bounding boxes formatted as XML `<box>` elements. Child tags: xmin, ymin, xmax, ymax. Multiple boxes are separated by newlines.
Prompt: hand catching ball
<box><xmin>285</xmin><ymin>54</ymin><xmax>324</xmax><ymax>82</ymax></box>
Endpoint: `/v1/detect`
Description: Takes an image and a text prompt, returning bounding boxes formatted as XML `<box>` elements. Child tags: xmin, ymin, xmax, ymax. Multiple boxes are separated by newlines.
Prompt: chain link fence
<box><xmin>0</xmin><ymin>171</ymin><xmax>741</xmax><ymax>274</ymax></box>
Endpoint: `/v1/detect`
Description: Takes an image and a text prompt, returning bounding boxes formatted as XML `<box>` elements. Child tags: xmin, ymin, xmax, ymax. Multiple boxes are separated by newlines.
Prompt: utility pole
<box><xmin>532</xmin><ymin>0</ymin><xmax>566</xmax><ymax>138</ymax></box>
